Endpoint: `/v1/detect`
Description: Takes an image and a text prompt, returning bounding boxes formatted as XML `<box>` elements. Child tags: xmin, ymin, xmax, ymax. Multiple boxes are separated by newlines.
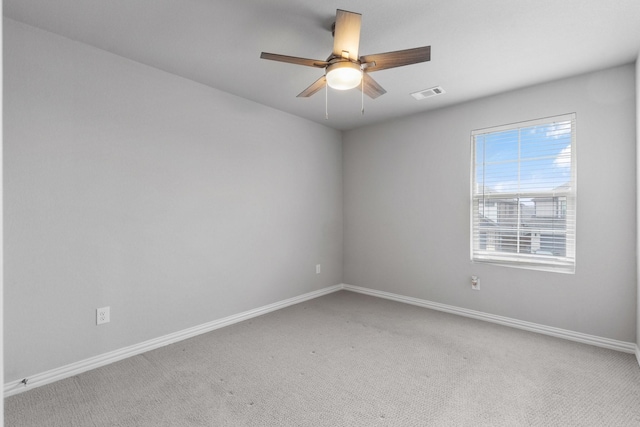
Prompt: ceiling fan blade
<box><xmin>362</xmin><ymin>74</ymin><xmax>387</xmax><ymax>99</ymax></box>
<box><xmin>297</xmin><ymin>76</ymin><xmax>327</xmax><ymax>98</ymax></box>
<box><xmin>332</xmin><ymin>9</ymin><xmax>362</xmax><ymax>60</ymax></box>
<box><xmin>260</xmin><ymin>52</ymin><xmax>328</xmax><ymax>68</ymax></box>
<box><xmin>361</xmin><ymin>46</ymin><xmax>431</xmax><ymax>72</ymax></box>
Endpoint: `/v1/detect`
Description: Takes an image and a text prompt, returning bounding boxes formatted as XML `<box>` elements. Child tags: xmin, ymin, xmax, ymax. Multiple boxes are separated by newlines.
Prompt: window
<box><xmin>471</xmin><ymin>114</ymin><xmax>576</xmax><ymax>273</ymax></box>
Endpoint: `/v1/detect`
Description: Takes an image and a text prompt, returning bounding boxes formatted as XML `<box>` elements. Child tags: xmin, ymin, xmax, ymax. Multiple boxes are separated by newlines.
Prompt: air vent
<box><xmin>411</xmin><ymin>86</ymin><xmax>446</xmax><ymax>100</ymax></box>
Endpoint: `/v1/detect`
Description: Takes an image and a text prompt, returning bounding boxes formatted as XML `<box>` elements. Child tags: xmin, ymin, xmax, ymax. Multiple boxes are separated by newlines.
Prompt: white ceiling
<box><xmin>5</xmin><ymin>0</ymin><xmax>640</xmax><ymax>131</ymax></box>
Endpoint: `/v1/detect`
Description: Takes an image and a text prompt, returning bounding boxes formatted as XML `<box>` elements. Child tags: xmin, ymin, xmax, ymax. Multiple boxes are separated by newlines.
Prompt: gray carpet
<box><xmin>5</xmin><ymin>291</ymin><xmax>640</xmax><ymax>426</ymax></box>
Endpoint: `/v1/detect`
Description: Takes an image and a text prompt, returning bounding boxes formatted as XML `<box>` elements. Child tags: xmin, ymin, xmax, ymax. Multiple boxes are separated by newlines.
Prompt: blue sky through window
<box><xmin>475</xmin><ymin>121</ymin><xmax>572</xmax><ymax>194</ymax></box>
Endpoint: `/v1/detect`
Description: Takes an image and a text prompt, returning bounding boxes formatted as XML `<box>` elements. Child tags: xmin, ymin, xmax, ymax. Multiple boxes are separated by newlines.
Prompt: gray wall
<box><xmin>4</xmin><ymin>19</ymin><xmax>343</xmax><ymax>382</ymax></box>
<box><xmin>637</xmin><ymin>57</ymin><xmax>640</xmax><ymax>353</ymax></box>
<box><xmin>1</xmin><ymin>13</ymin><xmax>4</xmax><ymax>426</ymax></box>
<box><xmin>344</xmin><ymin>64</ymin><xmax>637</xmax><ymax>342</ymax></box>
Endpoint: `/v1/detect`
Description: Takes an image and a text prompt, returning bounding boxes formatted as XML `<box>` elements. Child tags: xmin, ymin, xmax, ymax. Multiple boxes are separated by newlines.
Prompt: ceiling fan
<box><xmin>260</xmin><ymin>9</ymin><xmax>431</xmax><ymax>99</ymax></box>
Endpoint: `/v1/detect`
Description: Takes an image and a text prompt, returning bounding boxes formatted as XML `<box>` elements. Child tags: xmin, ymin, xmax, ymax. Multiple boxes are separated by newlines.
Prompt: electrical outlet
<box><xmin>316</xmin><ymin>264</ymin><xmax>321</xmax><ymax>274</ymax></box>
<box><xmin>97</xmin><ymin>306</ymin><xmax>110</xmax><ymax>325</ymax></box>
<box><xmin>471</xmin><ymin>276</ymin><xmax>480</xmax><ymax>291</ymax></box>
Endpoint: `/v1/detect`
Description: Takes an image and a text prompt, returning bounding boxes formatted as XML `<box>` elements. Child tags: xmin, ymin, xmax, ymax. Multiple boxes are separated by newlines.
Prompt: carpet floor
<box><xmin>5</xmin><ymin>290</ymin><xmax>640</xmax><ymax>426</ymax></box>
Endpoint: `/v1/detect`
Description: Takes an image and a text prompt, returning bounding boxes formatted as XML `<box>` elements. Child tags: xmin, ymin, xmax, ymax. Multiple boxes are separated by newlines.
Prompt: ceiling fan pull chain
<box><xmin>325</xmin><ymin>80</ymin><xmax>329</xmax><ymax>120</ymax></box>
<box><xmin>361</xmin><ymin>69</ymin><xmax>365</xmax><ymax>115</ymax></box>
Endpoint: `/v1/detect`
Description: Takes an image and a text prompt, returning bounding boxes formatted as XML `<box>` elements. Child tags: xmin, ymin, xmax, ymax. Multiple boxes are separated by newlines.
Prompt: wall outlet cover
<box><xmin>97</xmin><ymin>306</ymin><xmax>110</xmax><ymax>325</ymax></box>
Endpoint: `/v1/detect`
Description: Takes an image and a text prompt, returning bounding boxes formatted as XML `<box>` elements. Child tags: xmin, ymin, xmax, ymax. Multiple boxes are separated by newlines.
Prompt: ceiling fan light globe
<box><xmin>326</xmin><ymin>62</ymin><xmax>362</xmax><ymax>90</ymax></box>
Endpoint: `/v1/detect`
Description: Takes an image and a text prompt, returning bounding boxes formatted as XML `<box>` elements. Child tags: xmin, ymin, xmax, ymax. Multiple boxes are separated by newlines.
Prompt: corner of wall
<box><xmin>636</xmin><ymin>54</ymin><xmax>640</xmax><ymax>357</ymax></box>
<box><xmin>1</xmin><ymin>9</ymin><xmax>5</xmax><ymax>425</ymax></box>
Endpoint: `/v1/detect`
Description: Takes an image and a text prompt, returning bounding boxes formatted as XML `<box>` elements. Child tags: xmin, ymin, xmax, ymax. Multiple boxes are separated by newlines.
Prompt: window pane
<box><xmin>471</xmin><ymin>114</ymin><xmax>576</xmax><ymax>273</ymax></box>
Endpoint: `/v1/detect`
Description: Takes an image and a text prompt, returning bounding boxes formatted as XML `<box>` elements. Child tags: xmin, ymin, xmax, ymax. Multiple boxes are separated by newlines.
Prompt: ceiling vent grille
<box><xmin>411</xmin><ymin>86</ymin><xmax>446</xmax><ymax>100</ymax></box>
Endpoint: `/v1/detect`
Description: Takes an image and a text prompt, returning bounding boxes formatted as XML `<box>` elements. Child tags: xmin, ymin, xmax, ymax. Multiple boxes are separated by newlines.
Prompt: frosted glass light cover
<box><xmin>326</xmin><ymin>62</ymin><xmax>362</xmax><ymax>90</ymax></box>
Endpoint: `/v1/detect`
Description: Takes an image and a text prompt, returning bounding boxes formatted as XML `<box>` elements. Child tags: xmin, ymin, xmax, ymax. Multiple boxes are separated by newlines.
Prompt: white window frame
<box><xmin>470</xmin><ymin>114</ymin><xmax>577</xmax><ymax>274</ymax></box>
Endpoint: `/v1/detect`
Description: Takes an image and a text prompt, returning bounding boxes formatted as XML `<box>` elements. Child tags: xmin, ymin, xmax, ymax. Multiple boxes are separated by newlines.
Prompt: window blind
<box><xmin>471</xmin><ymin>113</ymin><xmax>576</xmax><ymax>273</ymax></box>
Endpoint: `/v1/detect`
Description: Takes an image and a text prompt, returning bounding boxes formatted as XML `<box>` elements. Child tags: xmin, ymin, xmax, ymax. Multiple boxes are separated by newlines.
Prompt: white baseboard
<box><xmin>6</xmin><ymin>283</ymin><xmax>637</xmax><ymax>396</ymax></box>
<box><xmin>342</xmin><ymin>284</ymin><xmax>637</xmax><ymax>355</ymax></box>
<box><xmin>4</xmin><ymin>284</ymin><xmax>343</xmax><ymax>397</ymax></box>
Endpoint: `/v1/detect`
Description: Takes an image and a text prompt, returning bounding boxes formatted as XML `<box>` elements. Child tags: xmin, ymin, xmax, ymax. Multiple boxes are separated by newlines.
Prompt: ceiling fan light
<box><xmin>326</xmin><ymin>62</ymin><xmax>362</xmax><ymax>90</ymax></box>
